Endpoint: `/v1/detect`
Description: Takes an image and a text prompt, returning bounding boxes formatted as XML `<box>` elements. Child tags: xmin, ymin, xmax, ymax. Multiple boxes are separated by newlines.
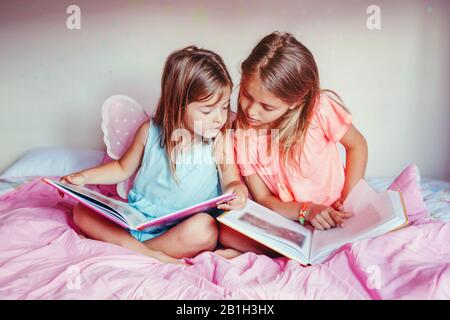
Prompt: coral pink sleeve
<box><xmin>316</xmin><ymin>94</ymin><xmax>353</xmax><ymax>142</ymax></box>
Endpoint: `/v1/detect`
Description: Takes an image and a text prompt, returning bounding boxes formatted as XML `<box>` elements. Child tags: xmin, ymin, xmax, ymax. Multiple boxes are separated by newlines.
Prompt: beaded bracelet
<box><xmin>298</xmin><ymin>201</ymin><xmax>311</xmax><ymax>225</ymax></box>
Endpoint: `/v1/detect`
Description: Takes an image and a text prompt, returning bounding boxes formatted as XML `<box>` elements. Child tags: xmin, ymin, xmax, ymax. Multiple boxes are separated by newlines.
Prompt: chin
<box><xmin>246</xmin><ymin>121</ymin><xmax>267</xmax><ymax>130</ymax></box>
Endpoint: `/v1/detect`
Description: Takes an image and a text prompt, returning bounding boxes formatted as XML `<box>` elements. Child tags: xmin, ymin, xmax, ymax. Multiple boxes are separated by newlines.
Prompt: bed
<box><xmin>0</xmin><ymin>148</ymin><xmax>449</xmax><ymax>300</ymax></box>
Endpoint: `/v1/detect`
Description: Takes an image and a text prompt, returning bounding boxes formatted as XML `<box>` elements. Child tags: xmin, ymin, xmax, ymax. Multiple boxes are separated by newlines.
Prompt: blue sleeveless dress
<box><xmin>127</xmin><ymin>121</ymin><xmax>221</xmax><ymax>242</ymax></box>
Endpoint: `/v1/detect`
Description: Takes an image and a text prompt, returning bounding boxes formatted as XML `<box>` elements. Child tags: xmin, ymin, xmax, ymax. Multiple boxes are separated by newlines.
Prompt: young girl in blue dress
<box><xmin>61</xmin><ymin>46</ymin><xmax>248</xmax><ymax>264</ymax></box>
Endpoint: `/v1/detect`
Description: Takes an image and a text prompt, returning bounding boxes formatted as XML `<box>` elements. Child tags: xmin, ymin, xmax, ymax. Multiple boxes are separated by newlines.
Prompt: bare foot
<box><xmin>214</xmin><ymin>248</ymin><xmax>243</xmax><ymax>259</ymax></box>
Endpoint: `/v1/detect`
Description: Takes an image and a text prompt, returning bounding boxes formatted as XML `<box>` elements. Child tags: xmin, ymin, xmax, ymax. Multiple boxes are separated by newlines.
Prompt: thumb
<box><xmin>332</xmin><ymin>200</ymin><xmax>343</xmax><ymax>211</ymax></box>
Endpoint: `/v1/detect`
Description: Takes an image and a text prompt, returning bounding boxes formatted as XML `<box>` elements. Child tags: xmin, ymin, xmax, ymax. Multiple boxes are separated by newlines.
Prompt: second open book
<box><xmin>217</xmin><ymin>179</ymin><xmax>409</xmax><ymax>265</ymax></box>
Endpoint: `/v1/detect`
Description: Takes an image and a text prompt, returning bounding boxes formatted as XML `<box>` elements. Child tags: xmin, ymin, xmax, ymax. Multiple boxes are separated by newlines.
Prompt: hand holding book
<box><xmin>58</xmin><ymin>172</ymin><xmax>87</xmax><ymax>198</ymax></box>
<box><xmin>306</xmin><ymin>203</ymin><xmax>354</xmax><ymax>230</ymax></box>
<box><xmin>217</xmin><ymin>182</ymin><xmax>248</xmax><ymax>211</ymax></box>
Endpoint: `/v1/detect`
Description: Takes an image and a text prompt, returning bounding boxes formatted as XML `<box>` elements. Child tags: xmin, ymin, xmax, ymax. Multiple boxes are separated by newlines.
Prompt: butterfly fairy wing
<box><xmin>101</xmin><ymin>95</ymin><xmax>149</xmax><ymax>199</ymax></box>
<box><xmin>101</xmin><ymin>95</ymin><xmax>149</xmax><ymax>160</ymax></box>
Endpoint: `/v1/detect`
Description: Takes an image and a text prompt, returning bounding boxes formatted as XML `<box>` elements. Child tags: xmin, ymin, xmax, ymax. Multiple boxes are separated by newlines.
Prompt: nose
<box><xmin>213</xmin><ymin>108</ymin><xmax>225</xmax><ymax>124</ymax></box>
<box><xmin>246</xmin><ymin>101</ymin><xmax>258</xmax><ymax>118</ymax></box>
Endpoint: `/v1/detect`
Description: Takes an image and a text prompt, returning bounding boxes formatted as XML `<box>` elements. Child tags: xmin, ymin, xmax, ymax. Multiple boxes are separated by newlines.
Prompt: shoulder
<box><xmin>311</xmin><ymin>92</ymin><xmax>351</xmax><ymax>123</ymax></box>
<box><xmin>135</xmin><ymin>121</ymin><xmax>151</xmax><ymax>146</ymax></box>
<box><xmin>315</xmin><ymin>92</ymin><xmax>350</xmax><ymax>114</ymax></box>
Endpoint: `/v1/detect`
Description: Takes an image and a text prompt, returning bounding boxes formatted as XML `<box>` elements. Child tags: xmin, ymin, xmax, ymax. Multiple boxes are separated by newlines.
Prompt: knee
<box><xmin>180</xmin><ymin>213</ymin><xmax>218</xmax><ymax>251</ymax></box>
<box><xmin>72</xmin><ymin>204</ymin><xmax>88</xmax><ymax>229</ymax></box>
<box><xmin>218</xmin><ymin>224</ymin><xmax>232</xmax><ymax>246</ymax></box>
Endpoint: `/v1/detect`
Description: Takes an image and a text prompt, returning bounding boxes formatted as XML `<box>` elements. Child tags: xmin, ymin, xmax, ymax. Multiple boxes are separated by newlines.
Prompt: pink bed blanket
<box><xmin>0</xmin><ymin>178</ymin><xmax>449</xmax><ymax>299</ymax></box>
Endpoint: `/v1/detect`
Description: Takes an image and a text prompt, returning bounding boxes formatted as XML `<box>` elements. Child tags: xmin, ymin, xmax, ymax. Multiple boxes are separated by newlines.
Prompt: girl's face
<box><xmin>186</xmin><ymin>86</ymin><xmax>231</xmax><ymax>139</ymax></box>
<box><xmin>239</xmin><ymin>75</ymin><xmax>295</xmax><ymax>130</ymax></box>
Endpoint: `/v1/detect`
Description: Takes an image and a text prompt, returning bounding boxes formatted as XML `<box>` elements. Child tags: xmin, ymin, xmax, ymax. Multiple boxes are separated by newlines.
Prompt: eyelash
<box><xmin>243</xmin><ymin>91</ymin><xmax>272</xmax><ymax>111</ymax></box>
<box><xmin>201</xmin><ymin>104</ymin><xmax>229</xmax><ymax>115</ymax></box>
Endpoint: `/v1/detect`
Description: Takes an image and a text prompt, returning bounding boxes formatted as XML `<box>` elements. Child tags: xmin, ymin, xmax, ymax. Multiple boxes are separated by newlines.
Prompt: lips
<box><xmin>246</xmin><ymin>115</ymin><xmax>260</xmax><ymax>124</ymax></box>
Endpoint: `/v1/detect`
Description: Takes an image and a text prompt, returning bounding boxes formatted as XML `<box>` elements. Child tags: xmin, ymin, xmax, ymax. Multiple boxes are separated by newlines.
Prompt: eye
<box><xmin>262</xmin><ymin>104</ymin><xmax>274</xmax><ymax>111</ymax></box>
<box><xmin>201</xmin><ymin>110</ymin><xmax>212</xmax><ymax>115</ymax></box>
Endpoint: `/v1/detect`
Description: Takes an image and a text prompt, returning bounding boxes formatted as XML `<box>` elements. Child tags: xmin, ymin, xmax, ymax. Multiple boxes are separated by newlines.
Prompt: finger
<box><xmin>227</xmin><ymin>197</ymin><xmax>241</xmax><ymax>206</ymax></box>
<box><xmin>322</xmin><ymin>211</ymin><xmax>336</xmax><ymax>227</ymax></box>
<box><xmin>60</xmin><ymin>177</ymin><xmax>73</xmax><ymax>185</ymax></box>
<box><xmin>329</xmin><ymin>210</ymin><xmax>344</xmax><ymax>226</ymax></box>
<box><xmin>334</xmin><ymin>202</ymin><xmax>344</xmax><ymax>211</ymax></box>
<box><xmin>316</xmin><ymin>215</ymin><xmax>332</xmax><ymax>229</ymax></box>
<box><xmin>70</xmin><ymin>175</ymin><xmax>84</xmax><ymax>185</ymax></box>
<box><xmin>217</xmin><ymin>204</ymin><xmax>231</xmax><ymax>211</ymax></box>
<box><xmin>336</xmin><ymin>211</ymin><xmax>354</xmax><ymax>219</ymax></box>
<box><xmin>311</xmin><ymin>220</ymin><xmax>324</xmax><ymax>231</ymax></box>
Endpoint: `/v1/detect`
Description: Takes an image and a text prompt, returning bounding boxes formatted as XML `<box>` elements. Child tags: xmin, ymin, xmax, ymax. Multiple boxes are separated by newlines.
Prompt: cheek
<box><xmin>262</xmin><ymin>109</ymin><xmax>286</xmax><ymax>123</ymax></box>
<box><xmin>238</xmin><ymin>95</ymin><xmax>249</xmax><ymax>111</ymax></box>
<box><xmin>186</xmin><ymin>110</ymin><xmax>205</xmax><ymax>131</ymax></box>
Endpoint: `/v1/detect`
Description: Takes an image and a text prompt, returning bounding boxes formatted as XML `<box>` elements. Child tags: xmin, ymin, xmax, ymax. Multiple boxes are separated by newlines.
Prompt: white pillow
<box><xmin>0</xmin><ymin>147</ymin><xmax>105</xmax><ymax>178</ymax></box>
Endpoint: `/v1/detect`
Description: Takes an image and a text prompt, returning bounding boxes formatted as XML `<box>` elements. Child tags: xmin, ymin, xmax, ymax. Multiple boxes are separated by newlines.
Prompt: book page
<box><xmin>342</xmin><ymin>179</ymin><xmax>378</xmax><ymax>213</ymax></box>
<box><xmin>50</xmin><ymin>180</ymin><xmax>149</xmax><ymax>228</ymax></box>
<box><xmin>218</xmin><ymin>200</ymin><xmax>313</xmax><ymax>263</ymax></box>
<box><xmin>310</xmin><ymin>180</ymin><xmax>405</xmax><ymax>261</ymax></box>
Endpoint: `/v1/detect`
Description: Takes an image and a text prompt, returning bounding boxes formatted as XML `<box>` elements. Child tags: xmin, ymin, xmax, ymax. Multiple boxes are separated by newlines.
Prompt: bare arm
<box><xmin>339</xmin><ymin>124</ymin><xmax>368</xmax><ymax>200</ymax></box>
<box><xmin>245</xmin><ymin>173</ymin><xmax>302</xmax><ymax>220</ymax></box>
<box><xmin>245</xmin><ymin>173</ymin><xmax>353</xmax><ymax>230</ymax></box>
<box><xmin>214</xmin><ymin>131</ymin><xmax>248</xmax><ymax>210</ymax></box>
<box><xmin>63</xmin><ymin>122</ymin><xmax>149</xmax><ymax>185</ymax></box>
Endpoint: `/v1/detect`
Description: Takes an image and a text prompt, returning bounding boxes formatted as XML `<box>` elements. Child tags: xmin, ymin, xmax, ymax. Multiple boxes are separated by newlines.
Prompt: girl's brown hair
<box><xmin>236</xmin><ymin>31</ymin><xmax>346</xmax><ymax>173</ymax></box>
<box><xmin>153</xmin><ymin>45</ymin><xmax>233</xmax><ymax>174</ymax></box>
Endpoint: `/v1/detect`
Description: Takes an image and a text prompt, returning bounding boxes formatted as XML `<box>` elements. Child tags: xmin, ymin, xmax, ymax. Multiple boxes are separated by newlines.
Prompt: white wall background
<box><xmin>1</xmin><ymin>0</ymin><xmax>449</xmax><ymax>180</ymax></box>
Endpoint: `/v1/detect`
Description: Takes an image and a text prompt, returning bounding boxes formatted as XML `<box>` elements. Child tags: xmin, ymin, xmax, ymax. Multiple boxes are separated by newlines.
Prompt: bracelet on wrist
<box><xmin>297</xmin><ymin>201</ymin><xmax>311</xmax><ymax>225</ymax></box>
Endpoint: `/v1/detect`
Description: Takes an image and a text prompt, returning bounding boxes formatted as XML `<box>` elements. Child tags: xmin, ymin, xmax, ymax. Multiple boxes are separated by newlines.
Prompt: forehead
<box><xmin>241</xmin><ymin>74</ymin><xmax>288</xmax><ymax>107</ymax></box>
<box><xmin>198</xmin><ymin>85</ymin><xmax>231</xmax><ymax>106</ymax></box>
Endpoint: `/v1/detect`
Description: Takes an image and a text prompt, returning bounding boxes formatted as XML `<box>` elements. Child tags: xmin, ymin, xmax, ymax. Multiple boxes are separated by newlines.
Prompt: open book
<box><xmin>217</xmin><ymin>179</ymin><xmax>409</xmax><ymax>265</ymax></box>
<box><xmin>42</xmin><ymin>178</ymin><xmax>235</xmax><ymax>232</ymax></box>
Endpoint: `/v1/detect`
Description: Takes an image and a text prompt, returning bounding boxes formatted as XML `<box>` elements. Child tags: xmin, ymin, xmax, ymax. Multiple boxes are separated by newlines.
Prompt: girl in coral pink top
<box><xmin>216</xmin><ymin>32</ymin><xmax>368</xmax><ymax>259</ymax></box>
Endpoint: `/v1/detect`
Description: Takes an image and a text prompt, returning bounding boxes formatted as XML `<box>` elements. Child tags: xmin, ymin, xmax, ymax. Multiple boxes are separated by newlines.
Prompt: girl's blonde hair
<box><xmin>153</xmin><ymin>45</ymin><xmax>233</xmax><ymax>174</ymax></box>
<box><xmin>236</xmin><ymin>32</ymin><xmax>346</xmax><ymax>173</ymax></box>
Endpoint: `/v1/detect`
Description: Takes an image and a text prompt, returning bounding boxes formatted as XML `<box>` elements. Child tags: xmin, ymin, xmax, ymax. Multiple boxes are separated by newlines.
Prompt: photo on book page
<box><xmin>239</xmin><ymin>212</ymin><xmax>306</xmax><ymax>248</ymax></box>
<box><xmin>217</xmin><ymin>199</ymin><xmax>314</xmax><ymax>263</ymax></box>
